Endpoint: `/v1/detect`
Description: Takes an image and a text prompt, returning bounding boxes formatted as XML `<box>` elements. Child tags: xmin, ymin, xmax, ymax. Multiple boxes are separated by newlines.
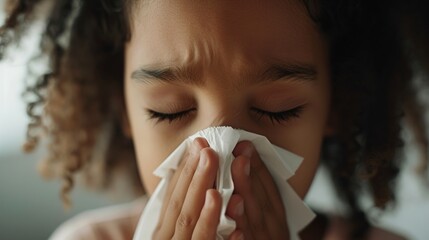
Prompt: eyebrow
<box><xmin>131</xmin><ymin>63</ymin><xmax>317</xmax><ymax>85</ymax></box>
<box><xmin>131</xmin><ymin>65</ymin><xmax>202</xmax><ymax>85</ymax></box>
<box><xmin>260</xmin><ymin>64</ymin><xmax>317</xmax><ymax>82</ymax></box>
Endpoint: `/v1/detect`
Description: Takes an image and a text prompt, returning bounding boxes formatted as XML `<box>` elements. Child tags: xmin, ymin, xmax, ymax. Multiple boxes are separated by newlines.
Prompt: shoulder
<box><xmin>49</xmin><ymin>197</ymin><xmax>147</xmax><ymax>240</ymax></box>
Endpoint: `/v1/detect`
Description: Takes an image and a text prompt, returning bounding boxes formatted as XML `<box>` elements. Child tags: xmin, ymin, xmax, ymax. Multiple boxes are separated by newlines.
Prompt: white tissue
<box><xmin>133</xmin><ymin>126</ymin><xmax>315</xmax><ymax>240</ymax></box>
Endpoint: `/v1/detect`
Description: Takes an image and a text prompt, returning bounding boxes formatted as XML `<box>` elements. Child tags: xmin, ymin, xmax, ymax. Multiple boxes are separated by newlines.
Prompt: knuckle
<box><xmin>181</xmin><ymin>164</ymin><xmax>195</xmax><ymax>179</ymax></box>
<box><xmin>168</xmin><ymin>198</ymin><xmax>182</xmax><ymax>213</ymax></box>
<box><xmin>261</xmin><ymin>199</ymin><xmax>272</xmax><ymax>213</ymax></box>
<box><xmin>182</xmin><ymin>150</ymin><xmax>192</xmax><ymax>162</ymax></box>
<box><xmin>176</xmin><ymin>213</ymin><xmax>195</xmax><ymax>229</ymax></box>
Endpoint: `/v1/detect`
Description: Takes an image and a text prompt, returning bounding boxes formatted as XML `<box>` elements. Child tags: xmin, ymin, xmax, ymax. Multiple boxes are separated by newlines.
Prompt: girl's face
<box><xmin>124</xmin><ymin>0</ymin><xmax>331</xmax><ymax>197</ymax></box>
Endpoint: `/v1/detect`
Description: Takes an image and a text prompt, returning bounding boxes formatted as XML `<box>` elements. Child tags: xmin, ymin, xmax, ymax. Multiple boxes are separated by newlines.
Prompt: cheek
<box><xmin>286</xmin><ymin>134</ymin><xmax>324</xmax><ymax>199</ymax></box>
<box><xmin>271</xmin><ymin>86</ymin><xmax>330</xmax><ymax>198</ymax></box>
<box><xmin>125</xmin><ymin>76</ymin><xmax>184</xmax><ymax>194</ymax></box>
<box><xmin>269</xmin><ymin>118</ymin><xmax>325</xmax><ymax>198</ymax></box>
<box><xmin>283</xmin><ymin>94</ymin><xmax>330</xmax><ymax>198</ymax></box>
<box><xmin>128</xmin><ymin>115</ymin><xmax>188</xmax><ymax>194</ymax></box>
<box><xmin>142</xmin><ymin>131</ymin><xmax>197</xmax><ymax>191</ymax></box>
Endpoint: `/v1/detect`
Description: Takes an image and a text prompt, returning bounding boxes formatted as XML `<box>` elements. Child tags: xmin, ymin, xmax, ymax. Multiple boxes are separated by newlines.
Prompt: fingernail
<box><xmin>241</xmin><ymin>144</ymin><xmax>253</xmax><ymax>159</ymax></box>
<box><xmin>235</xmin><ymin>200</ymin><xmax>244</xmax><ymax>216</ymax></box>
<box><xmin>199</xmin><ymin>150</ymin><xmax>208</xmax><ymax>169</ymax></box>
<box><xmin>237</xmin><ymin>232</ymin><xmax>244</xmax><ymax>240</ymax></box>
<box><xmin>190</xmin><ymin>140</ymin><xmax>200</xmax><ymax>157</ymax></box>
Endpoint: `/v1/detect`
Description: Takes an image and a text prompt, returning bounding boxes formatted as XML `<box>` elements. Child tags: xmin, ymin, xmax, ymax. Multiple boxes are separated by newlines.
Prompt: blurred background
<box><xmin>0</xmin><ymin>3</ymin><xmax>131</xmax><ymax>239</ymax></box>
<box><xmin>1</xmin><ymin>1</ymin><xmax>429</xmax><ymax>240</ymax></box>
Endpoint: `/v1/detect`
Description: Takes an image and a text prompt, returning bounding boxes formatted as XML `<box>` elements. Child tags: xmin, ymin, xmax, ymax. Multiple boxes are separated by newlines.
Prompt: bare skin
<box><xmin>125</xmin><ymin>0</ymin><xmax>330</xmax><ymax>238</ymax></box>
<box><xmin>122</xmin><ymin>0</ymin><xmax>408</xmax><ymax>236</ymax></box>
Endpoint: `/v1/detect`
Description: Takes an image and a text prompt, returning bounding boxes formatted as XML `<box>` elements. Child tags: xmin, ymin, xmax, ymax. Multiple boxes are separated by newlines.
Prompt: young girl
<box><xmin>1</xmin><ymin>0</ymin><xmax>428</xmax><ymax>239</ymax></box>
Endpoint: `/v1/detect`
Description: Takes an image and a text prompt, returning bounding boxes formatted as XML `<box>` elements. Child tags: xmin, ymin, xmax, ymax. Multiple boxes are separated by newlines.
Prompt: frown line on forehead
<box><xmin>131</xmin><ymin>62</ymin><xmax>317</xmax><ymax>86</ymax></box>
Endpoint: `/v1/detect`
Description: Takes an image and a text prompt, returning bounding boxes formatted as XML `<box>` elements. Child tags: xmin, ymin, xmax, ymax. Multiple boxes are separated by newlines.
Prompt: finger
<box><xmin>192</xmin><ymin>189</ymin><xmax>222</xmax><ymax>240</ymax></box>
<box><xmin>156</xmin><ymin>148</ymin><xmax>188</xmax><ymax>229</ymax></box>
<box><xmin>231</xmin><ymin>155</ymin><xmax>268</xmax><ymax>238</ymax></box>
<box><xmin>157</xmin><ymin>138</ymin><xmax>207</xmax><ymax>228</ymax></box>
<box><xmin>174</xmin><ymin>147</ymin><xmax>219</xmax><ymax>238</ymax></box>
<box><xmin>250</xmin><ymin>167</ymin><xmax>286</xmax><ymax>239</ymax></box>
<box><xmin>226</xmin><ymin>194</ymin><xmax>252</xmax><ymax>240</ymax></box>
<box><xmin>155</xmin><ymin>138</ymin><xmax>209</xmax><ymax>239</ymax></box>
<box><xmin>233</xmin><ymin>141</ymin><xmax>285</xmax><ymax>220</ymax></box>
<box><xmin>228</xmin><ymin>230</ymin><xmax>245</xmax><ymax>240</ymax></box>
<box><xmin>233</xmin><ymin>142</ymin><xmax>288</xmax><ymax>239</ymax></box>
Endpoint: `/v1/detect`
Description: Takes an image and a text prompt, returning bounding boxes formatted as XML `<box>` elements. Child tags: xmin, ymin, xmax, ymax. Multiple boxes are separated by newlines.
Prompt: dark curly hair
<box><xmin>1</xmin><ymin>0</ymin><xmax>428</xmax><ymax>238</ymax></box>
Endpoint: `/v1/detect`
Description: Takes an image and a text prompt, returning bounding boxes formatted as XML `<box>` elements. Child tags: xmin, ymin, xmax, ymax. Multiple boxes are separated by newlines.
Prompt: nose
<box><xmin>208</xmin><ymin>110</ymin><xmax>244</xmax><ymax>129</ymax></box>
<box><xmin>189</xmin><ymin>88</ymin><xmax>255</xmax><ymax>134</ymax></box>
<box><xmin>196</xmin><ymin>100</ymin><xmax>252</xmax><ymax>131</ymax></box>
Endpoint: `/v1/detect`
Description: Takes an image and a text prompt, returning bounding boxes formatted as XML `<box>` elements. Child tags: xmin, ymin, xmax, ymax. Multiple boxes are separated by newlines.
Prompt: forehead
<box><xmin>127</xmin><ymin>0</ymin><xmax>325</xmax><ymax>74</ymax></box>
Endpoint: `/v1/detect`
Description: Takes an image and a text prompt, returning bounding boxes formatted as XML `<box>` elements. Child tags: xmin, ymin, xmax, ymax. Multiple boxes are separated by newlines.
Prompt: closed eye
<box><xmin>251</xmin><ymin>105</ymin><xmax>304</xmax><ymax>124</ymax></box>
<box><xmin>147</xmin><ymin>109</ymin><xmax>196</xmax><ymax>123</ymax></box>
<box><xmin>147</xmin><ymin>105</ymin><xmax>305</xmax><ymax>124</ymax></box>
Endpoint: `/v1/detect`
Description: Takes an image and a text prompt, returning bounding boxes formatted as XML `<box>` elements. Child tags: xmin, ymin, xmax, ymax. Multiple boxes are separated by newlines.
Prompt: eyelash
<box><xmin>148</xmin><ymin>109</ymin><xmax>197</xmax><ymax>123</ymax></box>
<box><xmin>147</xmin><ymin>106</ymin><xmax>304</xmax><ymax>124</ymax></box>
<box><xmin>251</xmin><ymin>106</ymin><xmax>304</xmax><ymax>124</ymax></box>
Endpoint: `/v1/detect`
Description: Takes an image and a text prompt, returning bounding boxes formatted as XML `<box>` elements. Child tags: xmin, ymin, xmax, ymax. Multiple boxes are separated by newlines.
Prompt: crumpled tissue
<box><xmin>133</xmin><ymin>126</ymin><xmax>315</xmax><ymax>240</ymax></box>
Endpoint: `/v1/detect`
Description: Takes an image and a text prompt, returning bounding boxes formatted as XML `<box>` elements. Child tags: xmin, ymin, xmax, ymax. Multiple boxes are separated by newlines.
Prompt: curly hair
<box><xmin>1</xmin><ymin>0</ymin><xmax>428</xmax><ymax>238</ymax></box>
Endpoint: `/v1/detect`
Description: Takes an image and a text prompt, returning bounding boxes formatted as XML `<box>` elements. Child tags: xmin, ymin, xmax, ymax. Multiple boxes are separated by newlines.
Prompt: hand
<box><xmin>153</xmin><ymin>138</ymin><xmax>222</xmax><ymax>240</ymax></box>
<box><xmin>227</xmin><ymin>141</ymin><xmax>290</xmax><ymax>240</ymax></box>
